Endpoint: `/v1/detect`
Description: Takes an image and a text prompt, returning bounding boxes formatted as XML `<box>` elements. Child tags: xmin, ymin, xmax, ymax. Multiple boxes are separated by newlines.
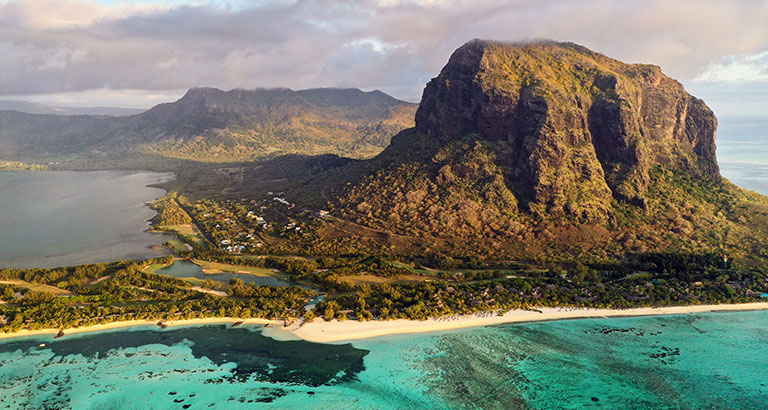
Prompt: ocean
<box><xmin>2</xmin><ymin>311</ymin><xmax>768</xmax><ymax>409</ymax></box>
<box><xmin>717</xmin><ymin>116</ymin><xmax>768</xmax><ymax>195</ymax></box>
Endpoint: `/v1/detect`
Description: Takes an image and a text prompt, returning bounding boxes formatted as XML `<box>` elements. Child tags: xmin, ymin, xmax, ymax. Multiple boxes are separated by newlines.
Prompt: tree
<box><xmin>1</xmin><ymin>286</ymin><xmax>15</xmax><ymax>300</ymax></box>
<box><xmin>23</xmin><ymin>290</ymin><xmax>55</xmax><ymax>303</ymax></box>
<box><xmin>304</xmin><ymin>310</ymin><xmax>316</xmax><ymax>322</ymax></box>
<box><xmin>323</xmin><ymin>300</ymin><xmax>340</xmax><ymax>321</ymax></box>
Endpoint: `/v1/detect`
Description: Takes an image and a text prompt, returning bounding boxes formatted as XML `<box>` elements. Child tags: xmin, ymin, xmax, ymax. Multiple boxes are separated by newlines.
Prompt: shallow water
<box><xmin>156</xmin><ymin>260</ymin><xmax>300</xmax><ymax>287</ymax></box>
<box><xmin>2</xmin><ymin>310</ymin><xmax>768</xmax><ymax>409</ymax></box>
<box><xmin>0</xmin><ymin>170</ymin><xmax>174</xmax><ymax>268</ymax></box>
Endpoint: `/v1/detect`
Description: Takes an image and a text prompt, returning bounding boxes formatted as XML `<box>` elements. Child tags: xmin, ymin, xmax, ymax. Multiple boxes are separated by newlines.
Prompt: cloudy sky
<box><xmin>1</xmin><ymin>0</ymin><xmax>767</xmax><ymax>118</ymax></box>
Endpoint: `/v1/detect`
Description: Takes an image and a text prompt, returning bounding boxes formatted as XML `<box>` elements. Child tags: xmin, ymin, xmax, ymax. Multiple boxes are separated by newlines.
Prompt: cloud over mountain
<box><xmin>1</xmin><ymin>0</ymin><xmax>767</xmax><ymax>108</ymax></box>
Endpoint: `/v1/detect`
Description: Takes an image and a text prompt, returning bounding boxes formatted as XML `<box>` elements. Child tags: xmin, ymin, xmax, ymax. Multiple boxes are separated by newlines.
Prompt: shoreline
<box><xmin>286</xmin><ymin>302</ymin><xmax>768</xmax><ymax>343</ymax></box>
<box><xmin>2</xmin><ymin>303</ymin><xmax>768</xmax><ymax>343</ymax></box>
<box><xmin>0</xmin><ymin>317</ymin><xmax>281</xmax><ymax>341</ymax></box>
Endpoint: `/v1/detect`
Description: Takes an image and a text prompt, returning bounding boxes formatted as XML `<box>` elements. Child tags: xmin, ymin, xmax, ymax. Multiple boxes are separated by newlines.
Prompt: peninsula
<box><xmin>3</xmin><ymin>40</ymin><xmax>768</xmax><ymax>340</ymax></box>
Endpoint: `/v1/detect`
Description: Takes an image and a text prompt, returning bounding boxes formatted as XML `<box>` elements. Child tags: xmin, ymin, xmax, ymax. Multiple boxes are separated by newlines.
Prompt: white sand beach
<box><xmin>3</xmin><ymin>303</ymin><xmax>768</xmax><ymax>343</ymax></box>
<box><xmin>287</xmin><ymin>303</ymin><xmax>768</xmax><ymax>343</ymax></box>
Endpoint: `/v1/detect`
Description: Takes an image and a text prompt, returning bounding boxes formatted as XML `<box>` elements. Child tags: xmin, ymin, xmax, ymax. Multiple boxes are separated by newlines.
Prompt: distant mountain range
<box><xmin>0</xmin><ymin>88</ymin><xmax>416</xmax><ymax>166</ymax></box>
<box><xmin>0</xmin><ymin>100</ymin><xmax>144</xmax><ymax>116</ymax></box>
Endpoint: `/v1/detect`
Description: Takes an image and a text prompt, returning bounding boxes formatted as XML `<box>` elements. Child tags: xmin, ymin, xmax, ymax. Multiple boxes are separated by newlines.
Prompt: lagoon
<box><xmin>0</xmin><ymin>170</ymin><xmax>174</xmax><ymax>268</ymax></box>
<box><xmin>2</xmin><ymin>310</ymin><xmax>768</xmax><ymax>409</ymax></box>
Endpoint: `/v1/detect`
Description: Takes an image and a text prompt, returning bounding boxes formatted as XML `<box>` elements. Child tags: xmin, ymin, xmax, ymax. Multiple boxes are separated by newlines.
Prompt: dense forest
<box><xmin>0</xmin><ymin>259</ymin><xmax>315</xmax><ymax>333</ymax></box>
<box><xmin>3</xmin><ymin>245</ymin><xmax>767</xmax><ymax>333</ymax></box>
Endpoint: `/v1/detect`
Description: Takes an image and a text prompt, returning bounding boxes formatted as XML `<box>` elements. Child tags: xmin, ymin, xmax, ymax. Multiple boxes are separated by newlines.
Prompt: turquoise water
<box><xmin>0</xmin><ymin>171</ymin><xmax>174</xmax><ymax>268</ymax></box>
<box><xmin>2</xmin><ymin>310</ymin><xmax>768</xmax><ymax>409</ymax></box>
<box><xmin>156</xmin><ymin>260</ymin><xmax>296</xmax><ymax>287</ymax></box>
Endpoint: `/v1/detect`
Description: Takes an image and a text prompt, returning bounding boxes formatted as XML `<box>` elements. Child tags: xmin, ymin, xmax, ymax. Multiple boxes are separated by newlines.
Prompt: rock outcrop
<box><xmin>416</xmin><ymin>40</ymin><xmax>718</xmax><ymax>215</ymax></box>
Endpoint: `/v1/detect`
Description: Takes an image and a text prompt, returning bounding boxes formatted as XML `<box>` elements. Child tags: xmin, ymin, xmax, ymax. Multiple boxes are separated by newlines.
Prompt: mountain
<box><xmin>0</xmin><ymin>100</ymin><xmax>60</xmax><ymax>115</ymax></box>
<box><xmin>0</xmin><ymin>88</ymin><xmax>416</xmax><ymax>166</ymax></box>
<box><xmin>307</xmin><ymin>40</ymin><xmax>768</xmax><ymax>265</ymax></box>
<box><xmin>53</xmin><ymin>106</ymin><xmax>146</xmax><ymax>116</ymax></box>
<box><xmin>0</xmin><ymin>100</ymin><xmax>144</xmax><ymax>116</ymax></box>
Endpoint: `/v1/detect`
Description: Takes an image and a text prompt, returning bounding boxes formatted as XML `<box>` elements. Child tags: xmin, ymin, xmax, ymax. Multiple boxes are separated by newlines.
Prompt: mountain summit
<box><xmin>414</xmin><ymin>40</ymin><xmax>718</xmax><ymax>213</ymax></box>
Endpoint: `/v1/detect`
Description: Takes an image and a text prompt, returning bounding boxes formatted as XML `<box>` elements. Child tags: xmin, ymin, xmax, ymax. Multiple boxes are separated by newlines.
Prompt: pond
<box><xmin>156</xmin><ymin>260</ymin><xmax>297</xmax><ymax>287</ymax></box>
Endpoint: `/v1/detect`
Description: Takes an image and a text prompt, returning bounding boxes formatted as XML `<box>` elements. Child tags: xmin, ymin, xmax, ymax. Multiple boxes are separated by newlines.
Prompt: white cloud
<box><xmin>697</xmin><ymin>51</ymin><xmax>768</xmax><ymax>83</ymax></box>
<box><xmin>10</xmin><ymin>88</ymin><xmax>187</xmax><ymax>108</ymax></box>
<box><xmin>0</xmin><ymin>0</ymin><xmax>767</xmax><ymax>110</ymax></box>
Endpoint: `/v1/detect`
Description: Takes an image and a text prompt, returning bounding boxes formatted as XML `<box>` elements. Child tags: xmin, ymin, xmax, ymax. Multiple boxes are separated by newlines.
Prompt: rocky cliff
<box><xmin>415</xmin><ymin>39</ymin><xmax>718</xmax><ymax>216</ymax></box>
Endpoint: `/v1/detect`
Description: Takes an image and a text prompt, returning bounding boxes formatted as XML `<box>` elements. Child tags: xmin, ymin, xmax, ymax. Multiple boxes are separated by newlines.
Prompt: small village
<box><xmin>188</xmin><ymin>193</ymin><xmax>329</xmax><ymax>255</ymax></box>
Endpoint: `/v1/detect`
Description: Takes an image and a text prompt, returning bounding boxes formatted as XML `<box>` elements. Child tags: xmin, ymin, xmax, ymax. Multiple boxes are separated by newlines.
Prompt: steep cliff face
<box><xmin>414</xmin><ymin>40</ymin><xmax>718</xmax><ymax>216</ymax></box>
<box><xmin>335</xmin><ymin>40</ymin><xmax>723</xmax><ymax>240</ymax></box>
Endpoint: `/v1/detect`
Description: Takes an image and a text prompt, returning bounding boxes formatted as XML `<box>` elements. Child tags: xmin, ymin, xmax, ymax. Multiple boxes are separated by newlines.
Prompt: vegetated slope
<box><xmin>0</xmin><ymin>88</ymin><xmax>416</xmax><ymax>166</ymax></box>
<box><xmin>320</xmin><ymin>40</ymin><xmax>768</xmax><ymax>265</ymax></box>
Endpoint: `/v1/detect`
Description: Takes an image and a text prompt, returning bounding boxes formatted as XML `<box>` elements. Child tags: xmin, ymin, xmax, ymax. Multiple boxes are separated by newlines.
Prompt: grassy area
<box><xmin>158</xmin><ymin>224</ymin><xmax>201</xmax><ymax>238</ymax></box>
<box><xmin>142</xmin><ymin>262</ymin><xmax>172</xmax><ymax>275</ymax></box>
<box><xmin>191</xmin><ymin>259</ymin><xmax>277</xmax><ymax>276</ymax></box>
<box><xmin>388</xmin><ymin>260</ymin><xmax>519</xmax><ymax>278</ymax></box>
<box><xmin>0</xmin><ymin>280</ymin><xmax>72</xmax><ymax>296</ymax></box>
<box><xmin>338</xmin><ymin>274</ymin><xmax>442</xmax><ymax>287</ymax></box>
<box><xmin>155</xmin><ymin>223</ymin><xmax>204</xmax><ymax>244</ymax></box>
<box><xmin>166</xmin><ymin>239</ymin><xmax>193</xmax><ymax>253</ymax></box>
<box><xmin>339</xmin><ymin>275</ymin><xmax>400</xmax><ymax>286</ymax></box>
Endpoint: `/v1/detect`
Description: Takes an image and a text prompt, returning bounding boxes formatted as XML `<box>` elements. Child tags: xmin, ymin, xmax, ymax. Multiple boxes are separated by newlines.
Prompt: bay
<box><xmin>0</xmin><ymin>170</ymin><xmax>173</xmax><ymax>268</ymax></box>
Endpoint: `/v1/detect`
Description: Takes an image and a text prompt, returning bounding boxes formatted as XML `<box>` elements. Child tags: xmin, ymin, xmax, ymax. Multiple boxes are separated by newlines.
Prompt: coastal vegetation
<box><xmin>3</xmin><ymin>248</ymin><xmax>768</xmax><ymax>333</ymax></box>
<box><xmin>0</xmin><ymin>259</ymin><xmax>315</xmax><ymax>333</ymax></box>
<box><xmin>0</xmin><ymin>161</ymin><xmax>47</xmax><ymax>171</ymax></box>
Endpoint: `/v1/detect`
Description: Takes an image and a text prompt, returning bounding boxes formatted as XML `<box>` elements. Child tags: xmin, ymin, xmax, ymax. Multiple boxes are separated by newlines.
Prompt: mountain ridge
<box><xmin>333</xmin><ymin>39</ymin><xmax>721</xmax><ymax>222</ymax></box>
<box><xmin>0</xmin><ymin>87</ymin><xmax>416</xmax><ymax>166</ymax></box>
